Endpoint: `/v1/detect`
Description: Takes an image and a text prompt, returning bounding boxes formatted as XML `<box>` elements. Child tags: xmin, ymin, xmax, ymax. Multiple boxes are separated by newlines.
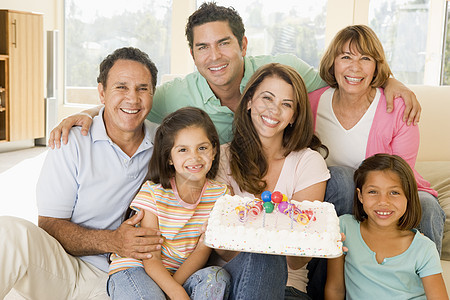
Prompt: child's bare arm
<box><xmin>144</xmin><ymin>258</ymin><xmax>190</xmax><ymax>299</ymax></box>
<box><xmin>172</xmin><ymin>233</ymin><xmax>212</xmax><ymax>285</ymax></box>
<box><xmin>422</xmin><ymin>273</ymin><xmax>449</xmax><ymax>300</ymax></box>
<box><xmin>324</xmin><ymin>255</ymin><xmax>345</xmax><ymax>300</ymax></box>
<box><xmin>140</xmin><ymin>210</ymin><xmax>190</xmax><ymax>300</ymax></box>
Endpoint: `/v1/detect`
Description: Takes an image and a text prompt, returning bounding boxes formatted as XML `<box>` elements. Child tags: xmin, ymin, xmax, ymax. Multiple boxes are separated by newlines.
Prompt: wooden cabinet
<box><xmin>0</xmin><ymin>10</ymin><xmax>44</xmax><ymax>142</ymax></box>
<box><xmin>0</xmin><ymin>55</ymin><xmax>9</xmax><ymax>141</ymax></box>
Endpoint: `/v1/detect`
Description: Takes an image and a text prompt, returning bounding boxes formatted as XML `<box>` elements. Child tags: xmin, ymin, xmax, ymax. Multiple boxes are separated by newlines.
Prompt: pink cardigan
<box><xmin>309</xmin><ymin>86</ymin><xmax>437</xmax><ymax>197</ymax></box>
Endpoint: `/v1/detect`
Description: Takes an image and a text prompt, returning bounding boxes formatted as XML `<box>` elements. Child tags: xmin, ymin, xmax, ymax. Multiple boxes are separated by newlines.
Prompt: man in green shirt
<box><xmin>150</xmin><ymin>53</ymin><xmax>324</xmax><ymax>144</ymax></box>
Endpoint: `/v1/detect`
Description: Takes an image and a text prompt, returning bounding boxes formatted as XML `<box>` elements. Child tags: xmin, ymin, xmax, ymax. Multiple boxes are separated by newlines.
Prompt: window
<box><xmin>212</xmin><ymin>0</ymin><xmax>327</xmax><ymax>68</ymax></box>
<box><xmin>63</xmin><ymin>0</ymin><xmax>449</xmax><ymax>109</ymax></box>
<box><xmin>369</xmin><ymin>0</ymin><xmax>449</xmax><ymax>85</ymax></box>
<box><xmin>442</xmin><ymin>0</ymin><xmax>450</xmax><ymax>84</ymax></box>
<box><xmin>64</xmin><ymin>0</ymin><xmax>172</xmax><ymax>105</ymax></box>
<box><xmin>369</xmin><ymin>0</ymin><xmax>431</xmax><ymax>85</ymax></box>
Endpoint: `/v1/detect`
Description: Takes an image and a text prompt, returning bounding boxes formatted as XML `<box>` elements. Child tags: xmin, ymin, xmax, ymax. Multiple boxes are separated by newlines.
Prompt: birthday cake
<box><xmin>204</xmin><ymin>192</ymin><xmax>342</xmax><ymax>257</ymax></box>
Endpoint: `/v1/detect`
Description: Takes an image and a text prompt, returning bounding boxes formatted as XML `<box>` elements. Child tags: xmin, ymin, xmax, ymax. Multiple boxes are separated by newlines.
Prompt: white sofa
<box><xmin>410</xmin><ymin>85</ymin><xmax>450</xmax><ymax>293</ymax></box>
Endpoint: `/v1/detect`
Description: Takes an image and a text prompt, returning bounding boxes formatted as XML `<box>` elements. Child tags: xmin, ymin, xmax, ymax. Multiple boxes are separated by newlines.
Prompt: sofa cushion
<box><xmin>416</xmin><ymin>161</ymin><xmax>450</xmax><ymax>260</ymax></box>
<box><xmin>409</xmin><ymin>85</ymin><xmax>450</xmax><ymax>161</ymax></box>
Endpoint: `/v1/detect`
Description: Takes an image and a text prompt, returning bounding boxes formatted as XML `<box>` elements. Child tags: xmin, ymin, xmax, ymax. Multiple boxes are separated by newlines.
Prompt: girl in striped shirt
<box><xmin>108</xmin><ymin>107</ymin><xmax>230</xmax><ymax>300</ymax></box>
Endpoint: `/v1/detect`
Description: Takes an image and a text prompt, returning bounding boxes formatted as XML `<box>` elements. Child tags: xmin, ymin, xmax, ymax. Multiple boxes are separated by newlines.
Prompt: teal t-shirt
<box><xmin>340</xmin><ymin>214</ymin><xmax>442</xmax><ymax>300</ymax></box>
<box><xmin>148</xmin><ymin>54</ymin><xmax>325</xmax><ymax>144</ymax></box>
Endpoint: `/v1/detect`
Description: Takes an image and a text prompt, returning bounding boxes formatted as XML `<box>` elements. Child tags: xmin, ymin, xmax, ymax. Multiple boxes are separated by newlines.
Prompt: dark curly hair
<box><xmin>185</xmin><ymin>2</ymin><xmax>245</xmax><ymax>50</ymax></box>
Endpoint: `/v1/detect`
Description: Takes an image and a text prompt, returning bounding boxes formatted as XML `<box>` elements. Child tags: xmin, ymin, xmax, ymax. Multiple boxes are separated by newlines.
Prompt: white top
<box><xmin>216</xmin><ymin>144</ymin><xmax>330</xmax><ymax>292</ymax></box>
<box><xmin>315</xmin><ymin>88</ymin><xmax>381</xmax><ymax>169</ymax></box>
<box><xmin>37</xmin><ymin>107</ymin><xmax>158</xmax><ymax>272</ymax></box>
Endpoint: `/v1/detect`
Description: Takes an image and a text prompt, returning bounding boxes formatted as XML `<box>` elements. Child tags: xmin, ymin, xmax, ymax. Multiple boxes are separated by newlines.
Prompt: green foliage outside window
<box><xmin>65</xmin><ymin>0</ymin><xmax>171</xmax><ymax>88</ymax></box>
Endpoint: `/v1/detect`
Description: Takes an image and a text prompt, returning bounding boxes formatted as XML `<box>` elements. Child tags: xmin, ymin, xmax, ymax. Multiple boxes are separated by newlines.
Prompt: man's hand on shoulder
<box><xmin>383</xmin><ymin>78</ymin><xmax>421</xmax><ymax>126</ymax></box>
<box><xmin>112</xmin><ymin>209</ymin><xmax>163</xmax><ymax>260</ymax></box>
<box><xmin>48</xmin><ymin>105</ymin><xmax>103</xmax><ymax>149</ymax></box>
<box><xmin>48</xmin><ymin>113</ymin><xmax>93</xmax><ymax>149</ymax></box>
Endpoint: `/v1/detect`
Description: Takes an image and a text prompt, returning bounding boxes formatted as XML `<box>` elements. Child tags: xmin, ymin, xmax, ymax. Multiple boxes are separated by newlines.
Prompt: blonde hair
<box><xmin>319</xmin><ymin>25</ymin><xmax>392</xmax><ymax>88</ymax></box>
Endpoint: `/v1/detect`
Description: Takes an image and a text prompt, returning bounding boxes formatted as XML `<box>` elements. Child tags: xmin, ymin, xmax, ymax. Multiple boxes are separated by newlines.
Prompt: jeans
<box><xmin>307</xmin><ymin>165</ymin><xmax>355</xmax><ymax>300</ymax></box>
<box><xmin>223</xmin><ymin>252</ymin><xmax>288</xmax><ymax>300</ymax></box>
<box><xmin>184</xmin><ymin>266</ymin><xmax>231</xmax><ymax>300</ymax></box>
<box><xmin>108</xmin><ymin>266</ymin><xmax>230</xmax><ymax>300</ymax></box>
<box><xmin>417</xmin><ymin>191</ymin><xmax>445</xmax><ymax>255</ymax></box>
<box><xmin>323</xmin><ymin>166</ymin><xmax>355</xmax><ymax>216</ymax></box>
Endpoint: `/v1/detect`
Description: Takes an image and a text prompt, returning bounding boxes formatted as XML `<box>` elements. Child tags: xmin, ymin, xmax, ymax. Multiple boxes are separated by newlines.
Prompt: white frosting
<box><xmin>205</xmin><ymin>195</ymin><xmax>342</xmax><ymax>257</ymax></box>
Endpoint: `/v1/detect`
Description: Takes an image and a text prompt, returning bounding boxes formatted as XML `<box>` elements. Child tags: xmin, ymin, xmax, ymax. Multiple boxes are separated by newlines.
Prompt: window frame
<box><xmin>440</xmin><ymin>0</ymin><xmax>449</xmax><ymax>84</ymax></box>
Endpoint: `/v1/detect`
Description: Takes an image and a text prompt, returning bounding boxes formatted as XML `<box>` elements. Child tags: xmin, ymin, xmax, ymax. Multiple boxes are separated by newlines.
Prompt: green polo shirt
<box><xmin>148</xmin><ymin>54</ymin><xmax>326</xmax><ymax>144</ymax></box>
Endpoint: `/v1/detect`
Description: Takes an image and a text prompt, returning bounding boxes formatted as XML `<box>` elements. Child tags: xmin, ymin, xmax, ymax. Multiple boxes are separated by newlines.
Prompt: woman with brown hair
<box><xmin>216</xmin><ymin>62</ymin><xmax>330</xmax><ymax>300</ymax></box>
<box><xmin>309</xmin><ymin>25</ymin><xmax>444</xmax><ymax>254</ymax></box>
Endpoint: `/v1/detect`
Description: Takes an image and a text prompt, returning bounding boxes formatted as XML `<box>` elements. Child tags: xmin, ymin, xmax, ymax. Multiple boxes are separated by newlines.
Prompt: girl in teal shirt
<box><xmin>325</xmin><ymin>154</ymin><xmax>447</xmax><ymax>299</ymax></box>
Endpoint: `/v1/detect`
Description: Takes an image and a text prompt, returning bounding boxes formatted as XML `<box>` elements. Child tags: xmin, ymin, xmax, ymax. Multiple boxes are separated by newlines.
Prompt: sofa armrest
<box><xmin>416</xmin><ymin>161</ymin><xmax>450</xmax><ymax>260</ymax></box>
<box><xmin>408</xmin><ymin>85</ymin><xmax>450</xmax><ymax>162</ymax></box>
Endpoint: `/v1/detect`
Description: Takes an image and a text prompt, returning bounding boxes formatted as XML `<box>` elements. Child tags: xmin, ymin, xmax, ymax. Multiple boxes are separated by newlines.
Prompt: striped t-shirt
<box><xmin>109</xmin><ymin>178</ymin><xmax>229</xmax><ymax>275</ymax></box>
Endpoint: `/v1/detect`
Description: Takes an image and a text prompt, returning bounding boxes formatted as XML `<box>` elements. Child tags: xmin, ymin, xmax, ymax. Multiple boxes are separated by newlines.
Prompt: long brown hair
<box><xmin>148</xmin><ymin>107</ymin><xmax>220</xmax><ymax>189</ymax></box>
<box><xmin>229</xmin><ymin>63</ymin><xmax>326</xmax><ymax>195</ymax></box>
